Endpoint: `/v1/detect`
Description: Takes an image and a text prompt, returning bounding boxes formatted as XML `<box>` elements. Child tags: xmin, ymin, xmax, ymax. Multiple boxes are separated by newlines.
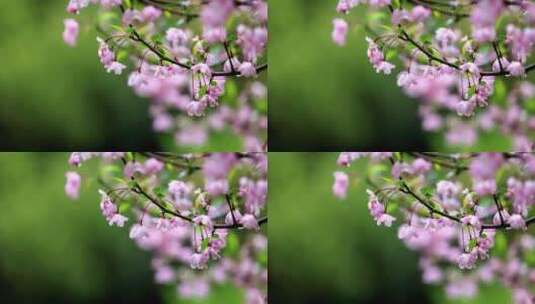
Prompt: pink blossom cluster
<box><xmin>65</xmin><ymin>152</ymin><xmax>267</xmax><ymax>303</ymax></box>
<box><xmin>62</xmin><ymin>0</ymin><xmax>267</xmax><ymax>150</ymax></box>
<box><xmin>333</xmin><ymin>152</ymin><xmax>535</xmax><ymax>303</ymax></box>
<box><xmin>332</xmin><ymin>0</ymin><xmax>535</xmax><ymax>149</ymax></box>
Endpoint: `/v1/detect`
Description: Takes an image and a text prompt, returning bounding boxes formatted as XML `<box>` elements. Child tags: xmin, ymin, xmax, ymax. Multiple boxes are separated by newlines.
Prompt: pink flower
<box><xmin>332</xmin><ymin>18</ymin><xmax>348</xmax><ymax>46</ymax></box>
<box><xmin>154</xmin><ymin>265</ymin><xmax>175</xmax><ymax>284</ymax></box>
<box><xmin>473</xmin><ymin>179</ymin><xmax>496</xmax><ymax>196</ymax></box>
<box><xmin>100</xmin><ymin>192</ymin><xmax>117</xmax><ymax>218</ymax></box>
<box><xmin>187</xmin><ymin>100</ymin><xmax>207</xmax><ymax>117</ymax></box>
<box><xmin>460</xmin><ymin>62</ymin><xmax>480</xmax><ymax>78</ymax></box>
<box><xmin>458</xmin><ymin>252</ymin><xmax>477</xmax><ymax>269</ymax></box>
<box><xmin>376</xmin><ymin>213</ymin><xmax>396</xmax><ymax>227</ymax></box>
<box><xmin>472</xmin><ymin>27</ymin><xmax>496</xmax><ymax>42</ymax></box>
<box><xmin>190</xmin><ymin>252</ymin><xmax>209</xmax><ymax>269</ymax></box>
<box><xmin>367</xmin><ymin>189</ymin><xmax>395</xmax><ymax>226</ymax></box>
<box><xmin>141</xmin><ymin>6</ymin><xmax>161</xmax><ymax>22</ymax></box>
<box><xmin>367</xmin><ymin>189</ymin><xmax>385</xmax><ymax>217</ymax></box>
<box><xmin>99</xmin><ymin>190</ymin><xmax>127</xmax><ymax>227</ymax></box>
<box><xmin>461</xmin><ymin>215</ymin><xmax>482</xmax><ymax>230</ymax></box>
<box><xmin>492</xmin><ymin>57</ymin><xmax>510</xmax><ymax>72</ymax></box>
<box><xmin>508</xmin><ymin>214</ymin><xmax>526</xmax><ymax>230</ymax></box>
<box><xmin>238</xmin><ymin>62</ymin><xmax>257</xmax><ymax>77</ymax></box>
<box><xmin>129</xmin><ymin>224</ymin><xmax>149</xmax><ymax>239</ymax></box>
<box><xmin>375</xmin><ymin>61</ymin><xmax>395</xmax><ymax>74</ymax></box>
<box><xmin>336</xmin><ymin>0</ymin><xmax>359</xmax><ymax>13</ymax></box>
<box><xmin>246</xmin><ymin>288</ymin><xmax>265</xmax><ymax>304</ymax></box>
<box><xmin>143</xmin><ymin>158</ymin><xmax>164</xmax><ymax>175</ymax></box>
<box><xmin>63</xmin><ymin>19</ymin><xmax>79</xmax><ymax>47</ymax></box>
<box><xmin>166</xmin><ymin>28</ymin><xmax>189</xmax><ymax>46</ymax></box>
<box><xmin>65</xmin><ymin>171</ymin><xmax>81</xmax><ymax>199</ymax></box>
<box><xmin>106</xmin><ymin>61</ymin><xmax>126</xmax><ymax>75</ymax></box>
<box><xmin>97</xmin><ymin>37</ymin><xmax>126</xmax><ymax>74</ymax></box>
<box><xmin>513</xmin><ymin>288</ymin><xmax>533</xmax><ymax>304</ymax></box>
<box><xmin>332</xmin><ymin>171</ymin><xmax>349</xmax><ymax>199</ymax></box>
<box><xmin>66</xmin><ymin>0</ymin><xmax>90</xmax><ymax>14</ymax></box>
<box><xmin>436</xmin><ymin>180</ymin><xmax>459</xmax><ymax>197</ymax></box>
<box><xmin>456</xmin><ymin>99</ymin><xmax>476</xmax><ymax>117</ymax></box>
<box><xmin>193</xmin><ymin>215</ymin><xmax>214</xmax><ymax>231</ymax></box>
<box><xmin>492</xmin><ymin>209</ymin><xmax>510</xmax><ymax>225</ymax></box>
<box><xmin>205</xmin><ymin>179</ymin><xmax>229</xmax><ymax>196</ymax></box>
<box><xmin>366</xmin><ymin>37</ymin><xmax>384</xmax><ymax>65</ymax></box>
<box><xmin>368</xmin><ymin>0</ymin><xmax>391</xmax><ymax>7</ymax></box>
<box><xmin>68</xmin><ymin>152</ymin><xmax>83</xmax><ymax>166</ymax></box>
<box><xmin>410</xmin><ymin>6</ymin><xmax>430</xmax><ymax>22</ymax></box>
<box><xmin>123</xmin><ymin>161</ymin><xmax>144</xmax><ymax>178</ymax></box>
<box><xmin>391</xmin><ymin>9</ymin><xmax>411</xmax><ymax>26</ymax></box>
<box><xmin>191</xmin><ymin>63</ymin><xmax>212</xmax><ymax>78</ymax></box>
<box><xmin>100</xmin><ymin>0</ymin><xmax>122</xmax><ymax>9</ymax></box>
<box><xmin>109</xmin><ymin>214</ymin><xmax>128</xmax><ymax>227</ymax></box>
<box><xmin>225</xmin><ymin>209</ymin><xmax>242</xmax><ymax>225</ymax></box>
<box><xmin>239</xmin><ymin>214</ymin><xmax>259</xmax><ymax>230</ymax></box>
<box><xmin>507</xmin><ymin>61</ymin><xmax>525</xmax><ymax>76</ymax></box>
<box><xmin>337</xmin><ymin>152</ymin><xmax>362</xmax><ymax>167</ymax></box>
<box><xmin>391</xmin><ymin>162</ymin><xmax>411</xmax><ymax>179</ymax></box>
<box><xmin>223</xmin><ymin>57</ymin><xmax>241</xmax><ymax>73</ymax></box>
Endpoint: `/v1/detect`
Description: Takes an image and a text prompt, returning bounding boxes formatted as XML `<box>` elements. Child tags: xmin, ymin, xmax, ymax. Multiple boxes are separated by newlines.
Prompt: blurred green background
<box><xmin>0</xmin><ymin>1</ymin><xmax>159</xmax><ymax>150</ymax></box>
<box><xmin>0</xmin><ymin>153</ymin><xmax>158</xmax><ymax>303</ymax></box>
<box><xmin>269</xmin><ymin>152</ymin><xmax>512</xmax><ymax>303</ymax></box>
<box><xmin>0</xmin><ymin>153</ymin><xmax>248</xmax><ymax>303</ymax></box>
<box><xmin>269</xmin><ymin>0</ymin><xmax>428</xmax><ymax>151</ymax></box>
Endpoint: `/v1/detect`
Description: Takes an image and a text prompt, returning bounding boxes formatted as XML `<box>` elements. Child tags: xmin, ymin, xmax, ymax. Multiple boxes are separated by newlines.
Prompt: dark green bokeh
<box><xmin>0</xmin><ymin>153</ymin><xmax>159</xmax><ymax>303</ymax></box>
<box><xmin>0</xmin><ymin>1</ymin><xmax>159</xmax><ymax>150</ymax></box>
<box><xmin>269</xmin><ymin>0</ymin><xmax>428</xmax><ymax>151</ymax></box>
<box><xmin>268</xmin><ymin>152</ymin><xmax>512</xmax><ymax>303</ymax></box>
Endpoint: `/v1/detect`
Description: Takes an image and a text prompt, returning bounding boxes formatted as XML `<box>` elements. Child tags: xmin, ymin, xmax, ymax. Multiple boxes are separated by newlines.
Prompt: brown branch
<box><xmin>129</xmin><ymin>26</ymin><xmax>267</xmax><ymax>77</ymax></box>
<box><xmin>408</xmin><ymin>152</ymin><xmax>468</xmax><ymax>171</ymax></box>
<box><xmin>397</xmin><ymin>178</ymin><xmax>535</xmax><ymax>230</ymax></box>
<box><xmin>396</xmin><ymin>25</ymin><xmax>535</xmax><ymax>77</ymax></box>
<box><xmin>130</xmin><ymin>180</ymin><xmax>267</xmax><ymax>230</ymax></box>
<box><xmin>114</xmin><ymin>153</ymin><xmax>267</xmax><ymax>230</ymax></box>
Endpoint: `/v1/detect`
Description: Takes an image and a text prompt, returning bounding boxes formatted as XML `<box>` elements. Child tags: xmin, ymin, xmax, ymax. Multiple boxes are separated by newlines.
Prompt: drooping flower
<box><xmin>332</xmin><ymin>171</ymin><xmax>349</xmax><ymax>199</ymax></box>
<box><xmin>65</xmin><ymin>171</ymin><xmax>81</xmax><ymax>199</ymax></box>
<box><xmin>332</xmin><ymin>18</ymin><xmax>348</xmax><ymax>46</ymax></box>
<box><xmin>508</xmin><ymin>214</ymin><xmax>526</xmax><ymax>230</ymax></box>
<box><xmin>240</xmin><ymin>214</ymin><xmax>259</xmax><ymax>230</ymax></box>
<box><xmin>63</xmin><ymin>19</ymin><xmax>79</xmax><ymax>47</ymax></box>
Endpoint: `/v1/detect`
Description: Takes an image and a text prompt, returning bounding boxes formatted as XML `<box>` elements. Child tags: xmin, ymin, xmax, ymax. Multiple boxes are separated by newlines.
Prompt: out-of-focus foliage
<box><xmin>268</xmin><ymin>152</ymin><xmax>512</xmax><ymax>303</ymax></box>
<box><xmin>0</xmin><ymin>153</ymin><xmax>157</xmax><ymax>302</ymax></box>
<box><xmin>0</xmin><ymin>2</ymin><xmax>157</xmax><ymax>150</ymax></box>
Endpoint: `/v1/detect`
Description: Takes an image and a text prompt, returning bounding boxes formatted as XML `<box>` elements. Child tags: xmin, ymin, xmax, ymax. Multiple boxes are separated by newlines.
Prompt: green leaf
<box><xmin>368</xmin><ymin>11</ymin><xmax>386</xmax><ymax>22</ymax></box>
<box><xmin>525</xmin><ymin>250</ymin><xmax>535</xmax><ymax>267</ymax></box>
<box><xmin>468</xmin><ymin>238</ymin><xmax>476</xmax><ymax>251</ymax></box>
<box><xmin>257</xmin><ymin>250</ymin><xmax>267</xmax><ymax>267</ymax></box>
<box><xmin>524</xmin><ymin>97</ymin><xmax>535</xmax><ymax>114</ymax></box>
<box><xmin>119</xmin><ymin>203</ymin><xmax>131</xmax><ymax>213</ymax></box>
<box><xmin>421</xmin><ymin>186</ymin><xmax>434</xmax><ymax>198</ymax></box>
<box><xmin>224</xmin><ymin>233</ymin><xmax>239</xmax><ymax>257</ymax></box>
<box><xmin>255</xmin><ymin>98</ymin><xmax>267</xmax><ymax>114</ymax></box>
<box><xmin>153</xmin><ymin>186</ymin><xmax>165</xmax><ymax>198</ymax></box>
<box><xmin>492</xmin><ymin>79</ymin><xmax>506</xmax><ymax>107</ymax></box>
<box><xmin>222</xmin><ymin>80</ymin><xmax>239</xmax><ymax>107</ymax></box>
<box><xmin>492</xmin><ymin>232</ymin><xmax>507</xmax><ymax>258</ymax></box>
